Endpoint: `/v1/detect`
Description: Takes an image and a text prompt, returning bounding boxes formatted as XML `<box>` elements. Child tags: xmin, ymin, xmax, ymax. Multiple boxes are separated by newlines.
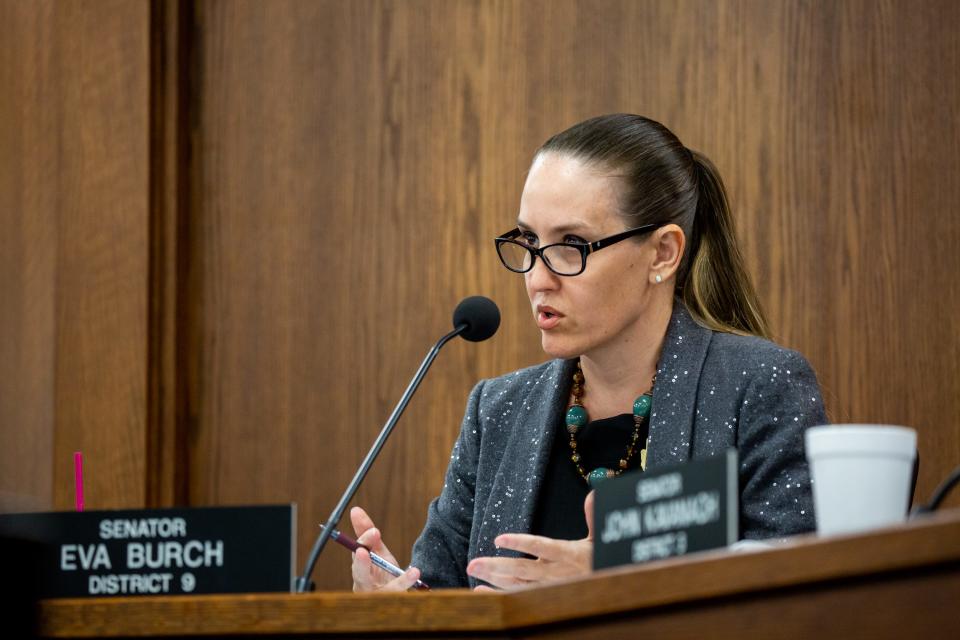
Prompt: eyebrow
<box><xmin>516</xmin><ymin>219</ymin><xmax>591</xmax><ymax>234</ymax></box>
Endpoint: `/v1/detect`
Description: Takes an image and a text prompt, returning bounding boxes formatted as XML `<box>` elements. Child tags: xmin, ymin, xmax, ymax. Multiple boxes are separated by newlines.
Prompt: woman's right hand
<box><xmin>349</xmin><ymin>506</ymin><xmax>422</xmax><ymax>592</ymax></box>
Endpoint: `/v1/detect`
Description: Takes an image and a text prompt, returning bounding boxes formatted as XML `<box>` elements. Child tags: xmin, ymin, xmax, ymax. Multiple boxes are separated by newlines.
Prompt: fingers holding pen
<box><xmin>384</xmin><ymin>566</ymin><xmax>423</xmax><ymax>591</ymax></box>
<box><xmin>350</xmin><ymin>507</ymin><xmax>399</xmax><ymax>564</ymax></box>
<box><xmin>349</xmin><ymin>507</ymin><xmax>424</xmax><ymax>592</ymax></box>
<box><xmin>350</xmin><ymin>506</ymin><xmax>377</xmax><ymax>542</ymax></box>
<box><xmin>356</xmin><ymin>526</ymin><xmax>383</xmax><ymax>553</ymax></box>
<box><xmin>351</xmin><ymin>546</ymin><xmax>374</xmax><ymax>592</ymax></box>
<box><xmin>353</xmin><ymin>546</ymin><xmax>422</xmax><ymax>591</ymax></box>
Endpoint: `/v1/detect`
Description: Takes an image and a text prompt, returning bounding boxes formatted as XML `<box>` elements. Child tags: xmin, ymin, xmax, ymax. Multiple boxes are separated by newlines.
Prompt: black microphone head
<box><xmin>453</xmin><ymin>296</ymin><xmax>500</xmax><ymax>342</ymax></box>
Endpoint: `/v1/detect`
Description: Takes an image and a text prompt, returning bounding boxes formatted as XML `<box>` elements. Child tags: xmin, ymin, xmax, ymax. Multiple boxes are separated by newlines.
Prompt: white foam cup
<box><xmin>804</xmin><ymin>425</ymin><xmax>917</xmax><ymax>536</ymax></box>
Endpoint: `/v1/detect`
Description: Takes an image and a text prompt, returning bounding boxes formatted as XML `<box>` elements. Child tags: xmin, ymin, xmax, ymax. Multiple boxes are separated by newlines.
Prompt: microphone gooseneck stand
<box><xmin>912</xmin><ymin>465</ymin><xmax>960</xmax><ymax>516</ymax></box>
<box><xmin>294</xmin><ymin>325</ymin><xmax>466</xmax><ymax>593</ymax></box>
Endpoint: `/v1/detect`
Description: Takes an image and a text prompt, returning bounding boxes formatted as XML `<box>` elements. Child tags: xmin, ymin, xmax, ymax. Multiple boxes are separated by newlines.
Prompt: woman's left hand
<box><xmin>466</xmin><ymin>491</ymin><xmax>594</xmax><ymax>590</ymax></box>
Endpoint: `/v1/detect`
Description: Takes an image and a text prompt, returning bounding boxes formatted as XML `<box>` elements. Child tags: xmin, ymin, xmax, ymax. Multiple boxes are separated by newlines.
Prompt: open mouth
<box><xmin>536</xmin><ymin>306</ymin><xmax>563</xmax><ymax>329</ymax></box>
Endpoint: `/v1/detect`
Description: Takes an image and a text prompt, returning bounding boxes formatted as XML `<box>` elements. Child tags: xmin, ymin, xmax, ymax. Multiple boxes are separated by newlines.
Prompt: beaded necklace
<box><xmin>565</xmin><ymin>360</ymin><xmax>655</xmax><ymax>487</ymax></box>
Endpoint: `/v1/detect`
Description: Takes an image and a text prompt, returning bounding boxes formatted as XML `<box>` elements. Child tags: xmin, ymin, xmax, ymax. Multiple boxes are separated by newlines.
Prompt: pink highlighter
<box><xmin>74</xmin><ymin>451</ymin><xmax>84</xmax><ymax>512</ymax></box>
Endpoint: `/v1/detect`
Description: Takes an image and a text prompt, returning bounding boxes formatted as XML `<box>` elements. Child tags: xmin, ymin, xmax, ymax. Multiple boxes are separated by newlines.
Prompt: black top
<box><xmin>530</xmin><ymin>412</ymin><xmax>648</xmax><ymax>540</ymax></box>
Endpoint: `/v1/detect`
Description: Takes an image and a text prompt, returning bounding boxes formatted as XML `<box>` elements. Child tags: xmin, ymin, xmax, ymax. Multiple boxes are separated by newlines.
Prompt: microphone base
<box><xmin>294</xmin><ymin>576</ymin><xmax>315</xmax><ymax>593</ymax></box>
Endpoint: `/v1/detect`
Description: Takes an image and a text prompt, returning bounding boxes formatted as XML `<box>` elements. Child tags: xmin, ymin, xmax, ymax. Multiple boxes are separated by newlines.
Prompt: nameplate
<box><xmin>0</xmin><ymin>505</ymin><xmax>295</xmax><ymax>597</ymax></box>
<box><xmin>593</xmin><ymin>450</ymin><xmax>738</xmax><ymax>570</ymax></box>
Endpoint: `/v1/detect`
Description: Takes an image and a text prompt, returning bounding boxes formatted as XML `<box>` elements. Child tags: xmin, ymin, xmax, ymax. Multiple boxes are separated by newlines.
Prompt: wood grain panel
<box><xmin>147</xmin><ymin>0</ymin><xmax>192</xmax><ymax>508</ymax></box>
<box><xmin>0</xmin><ymin>0</ymin><xmax>150</xmax><ymax>510</ymax></box>
<box><xmin>517</xmin><ymin>570</ymin><xmax>960</xmax><ymax>640</ymax></box>
<box><xmin>0</xmin><ymin>0</ymin><xmax>59</xmax><ymax>509</ymax></box>
<box><xmin>186</xmin><ymin>0</ymin><xmax>960</xmax><ymax>592</ymax></box>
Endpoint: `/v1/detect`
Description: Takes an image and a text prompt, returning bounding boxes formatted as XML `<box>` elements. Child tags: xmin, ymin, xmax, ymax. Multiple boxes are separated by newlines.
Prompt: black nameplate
<box><xmin>0</xmin><ymin>505</ymin><xmax>295</xmax><ymax>597</ymax></box>
<box><xmin>593</xmin><ymin>450</ymin><xmax>738</xmax><ymax>570</ymax></box>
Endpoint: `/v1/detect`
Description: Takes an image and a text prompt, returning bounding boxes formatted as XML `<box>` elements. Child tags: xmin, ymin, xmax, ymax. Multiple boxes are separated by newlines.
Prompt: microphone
<box><xmin>294</xmin><ymin>296</ymin><xmax>500</xmax><ymax>592</ymax></box>
<box><xmin>453</xmin><ymin>295</ymin><xmax>500</xmax><ymax>342</ymax></box>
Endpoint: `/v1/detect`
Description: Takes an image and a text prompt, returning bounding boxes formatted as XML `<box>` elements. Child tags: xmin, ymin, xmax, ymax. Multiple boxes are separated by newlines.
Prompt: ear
<box><xmin>649</xmin><ymin>224</ymin><xmax>685</xmax><ymax>284</ymax></box>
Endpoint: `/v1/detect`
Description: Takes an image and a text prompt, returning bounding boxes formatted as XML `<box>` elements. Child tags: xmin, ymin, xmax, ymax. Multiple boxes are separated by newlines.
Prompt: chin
<box><xmin>540</xmin><ymin>334</ymin><xmax>581</xmax><ymax>360</ymax></box>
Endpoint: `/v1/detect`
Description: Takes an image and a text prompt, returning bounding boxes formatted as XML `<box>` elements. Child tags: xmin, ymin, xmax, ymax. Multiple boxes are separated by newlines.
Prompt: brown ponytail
<box><xmin>538</xmin><ymin>114</ymin><xmax>770</xmax><ymax>338</ymax></box>
<box><xmin>682</xmin><ymin>151</ymin><xmax>770</xmax><ymax>338</ymax></box>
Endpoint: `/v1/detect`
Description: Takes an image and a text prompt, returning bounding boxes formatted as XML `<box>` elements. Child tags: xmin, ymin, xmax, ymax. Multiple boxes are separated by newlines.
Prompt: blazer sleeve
<box><xmin>409</xmin><ymin>379</ymin><xmax>485</xmax><ymax>588</ymax></box>
<box><xmin>737</xmin><ymin>349</ymin><xmax>827</xmax><ymax>539</ymax></box>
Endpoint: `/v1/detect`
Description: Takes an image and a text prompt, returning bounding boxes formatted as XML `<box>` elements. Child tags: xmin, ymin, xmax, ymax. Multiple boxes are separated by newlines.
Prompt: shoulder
<box><xmin>666</xmin><ymin>302</ymin><xmax>817</xmax><ymax>387</ymax></box>
<box><xmin>461</xmin><ymin>359</ymin><xmax>571</xmax><ymax>439</ymax></box>
<box><xmin>694</xmin><ymin>322</ymin><xmax>823</xmax><ymax>413</ymax></box>
<box><xmin>471</xmin><ymin>359</ymin><xmax>569</xmax><ymax>404</ymax></box>
<box><xmin>703</xmin><ymin>331</ymin><xmax>824</xmax><ymax>424</ymax></box>
<box><xmin>705</xmin><ymin>331</ymin><xmax>813</xmax><ymax>375</ymax></box>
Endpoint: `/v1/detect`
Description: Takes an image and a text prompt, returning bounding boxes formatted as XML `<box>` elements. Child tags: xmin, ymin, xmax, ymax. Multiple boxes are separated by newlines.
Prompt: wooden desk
<box><xmin>39</xmin><ymin>510</ymin><xmax>960</xmax><ymax>639</ymax></box>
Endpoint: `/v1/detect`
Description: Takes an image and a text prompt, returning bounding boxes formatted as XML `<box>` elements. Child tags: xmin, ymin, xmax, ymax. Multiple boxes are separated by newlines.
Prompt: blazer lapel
<box><xmin>479</xmin><ymin>358</ymin><xmax>575</xmax><ymax>544</ymax></box>
<box><xmin>646</xmin><ymin>302</ymin><xmax>713</xmax><ymax>469</ymax></box>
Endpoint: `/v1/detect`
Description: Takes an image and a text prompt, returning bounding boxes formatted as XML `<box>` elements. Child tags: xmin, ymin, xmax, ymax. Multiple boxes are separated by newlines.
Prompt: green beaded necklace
<box><xmin>565</xmin><ymin>360</ymin><xmax>655</xmax><ymax>487</ymax></box>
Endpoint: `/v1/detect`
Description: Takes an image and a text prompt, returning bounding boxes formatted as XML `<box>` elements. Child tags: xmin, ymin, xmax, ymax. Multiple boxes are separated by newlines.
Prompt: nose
<box><xmin>525</xmin><ymin>256</ymin><xmax>560</xmax><ymax>294</ymax></box>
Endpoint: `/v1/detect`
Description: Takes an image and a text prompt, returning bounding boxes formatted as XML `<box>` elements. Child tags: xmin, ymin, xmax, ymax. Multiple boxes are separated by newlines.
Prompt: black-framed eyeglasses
<box><xmin>494</xmin><ymin>223</ymin><xmax>661</xmax><ymax>277</ymax></box>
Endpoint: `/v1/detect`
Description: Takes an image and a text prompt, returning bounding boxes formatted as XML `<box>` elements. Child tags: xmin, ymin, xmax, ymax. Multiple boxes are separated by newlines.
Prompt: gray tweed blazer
<box><xmin>411</xmin><ymin>301</ymin><xmax>827</xmax><ymax>588</ymax></box>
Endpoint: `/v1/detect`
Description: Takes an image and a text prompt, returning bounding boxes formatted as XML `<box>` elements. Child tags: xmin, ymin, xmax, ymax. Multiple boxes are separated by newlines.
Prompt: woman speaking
<box><xmin>350</xmin><ymin>114</ymin><xmax>826</xmax><ymax>590</ymax></box>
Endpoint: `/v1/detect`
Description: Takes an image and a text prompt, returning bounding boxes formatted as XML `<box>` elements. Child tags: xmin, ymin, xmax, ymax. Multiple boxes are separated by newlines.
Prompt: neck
<box><xmin>577</xmin><ymin>298</ymin><xmax>673</xmax><ymax>420</ymax></box>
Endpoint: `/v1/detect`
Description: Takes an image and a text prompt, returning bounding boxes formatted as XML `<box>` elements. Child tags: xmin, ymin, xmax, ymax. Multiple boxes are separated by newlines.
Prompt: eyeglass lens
<box><xmin>498</xmin><ymin>241</ymin><xmax>584</xmax><ymax>275</ymax></box>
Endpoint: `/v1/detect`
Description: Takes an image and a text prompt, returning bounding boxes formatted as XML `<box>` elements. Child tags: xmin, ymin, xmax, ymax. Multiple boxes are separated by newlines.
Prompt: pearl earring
<box><xmin>655</xmin><ymin>274</ymin><xmax>662</xmax><ymax>284</ymax></box>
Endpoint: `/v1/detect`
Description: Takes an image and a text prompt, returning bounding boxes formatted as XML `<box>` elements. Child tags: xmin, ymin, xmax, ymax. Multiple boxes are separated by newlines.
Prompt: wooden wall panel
<box><xmin>0</xmin><ymin>0</ymin><xmax>58</xmax><ymax>509</ymax></box>
<box><xmin>187</xmin><ymin>0</ymin><xmax>960</xmax><ymax>591</ymax></box>
<box><xmin>147</xmin><ymin>0</ymin><xmax>192</xmax><ymax>509</ymax></box>
<box><xmin>0</xmin><ymin>0</ymin><xmax>150</xmax><ymax>510</ymax></box>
